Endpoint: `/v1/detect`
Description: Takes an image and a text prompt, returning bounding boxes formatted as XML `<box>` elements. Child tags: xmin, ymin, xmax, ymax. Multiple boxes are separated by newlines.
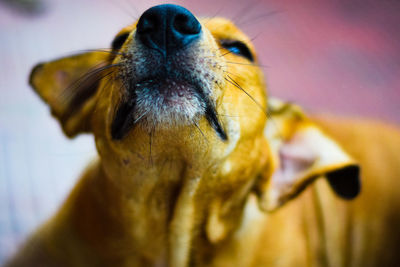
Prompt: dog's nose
<box><xmin>136</xmin><ymin>4</ymin><xmax>201</xmax><ymax>56</ymax></box>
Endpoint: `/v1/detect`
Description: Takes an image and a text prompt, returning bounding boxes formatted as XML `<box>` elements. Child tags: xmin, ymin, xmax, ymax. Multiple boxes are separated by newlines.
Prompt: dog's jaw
<box><xmin>134</xmin><ymin>78</ymin><xmax>205</xmax><ymax>126</ymax></box>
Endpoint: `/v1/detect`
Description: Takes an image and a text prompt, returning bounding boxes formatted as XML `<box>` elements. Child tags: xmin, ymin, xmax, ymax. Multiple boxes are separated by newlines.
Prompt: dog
<box><xmin>6</xmin><ymin>4</ymin><xmax>400</xmax><ymax>267</ymax></box>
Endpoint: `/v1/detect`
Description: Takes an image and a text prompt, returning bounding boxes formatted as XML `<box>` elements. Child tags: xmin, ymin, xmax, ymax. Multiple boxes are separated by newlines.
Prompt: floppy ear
<box><xmin>255</xmin><ymin>98</ymin><xmax>361</xmax><ymax>212</ymax></box>
<box><xmin>29</xmin><ymin>51</ymin><xmax>111</xmax><ymax>137</ymax></box>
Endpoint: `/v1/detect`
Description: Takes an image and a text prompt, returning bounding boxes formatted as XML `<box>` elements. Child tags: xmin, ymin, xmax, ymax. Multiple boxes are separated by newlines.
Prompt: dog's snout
<box><xmin>136</xmin><ymin>4</ymin><xmax>201</xmax><ymax>56</ymax></box>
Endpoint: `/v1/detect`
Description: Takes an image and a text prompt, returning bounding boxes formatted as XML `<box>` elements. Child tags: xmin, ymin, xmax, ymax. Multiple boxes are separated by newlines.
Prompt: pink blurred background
<box><xmin>0</xmin><ymin>0</ymin><xmax>399</xmax><ymax>263</ymax></box>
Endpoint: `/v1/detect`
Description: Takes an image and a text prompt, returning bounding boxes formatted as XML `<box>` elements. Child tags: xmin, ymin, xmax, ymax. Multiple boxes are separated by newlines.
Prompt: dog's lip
<box><xmin>135</xmin><ymin>77</ymin><xmax>198</xmax><ymax>98</ymax></box>
<box><xmin>111</xmin><ymin>77</ymin><xmax>227</xmax><ymax>141</ymax></box>
<box><xmin>111</xmin><ymin>76</ymin><xmax>203</xmax><ymax>140</ymax></box>
<box><xmin>135</xmin><ymin>76</ymin><xmax>202</xmax><ymax>107</ymax></box>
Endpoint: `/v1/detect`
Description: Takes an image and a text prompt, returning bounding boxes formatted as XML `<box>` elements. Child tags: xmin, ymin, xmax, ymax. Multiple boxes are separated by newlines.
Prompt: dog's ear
<box><xmin>29</xmin><ymin>51</ymin><xmax>111</xmax><ymax>137</ymax></box>
<box><xmin>255</xmin><ymin>98</ymin><xmax>361</xmax><ymax>212</ymax></box>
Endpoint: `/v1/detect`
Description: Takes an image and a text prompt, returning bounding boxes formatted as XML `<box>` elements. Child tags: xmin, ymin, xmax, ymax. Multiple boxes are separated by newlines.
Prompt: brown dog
<box><xmin>6</xmin><ymin>4</ymin><xmax>400</xmax><ymax>267</ymax></box>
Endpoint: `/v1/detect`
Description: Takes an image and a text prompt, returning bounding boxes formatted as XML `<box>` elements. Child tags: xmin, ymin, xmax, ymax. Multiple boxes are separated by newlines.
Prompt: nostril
<box><xmin>136</xmin><ymin>4</ymin><xmax>202</xmax><ymax>54</ymax></box>
<box><xmin>173</xmin><ymin>14</ymin><xmax>201</xmax><ymax>35</ymax></box>
<box><xmin>137</xmin><ymin>14</ymin><xmax>158</xmax><ymax>35</ymax></box>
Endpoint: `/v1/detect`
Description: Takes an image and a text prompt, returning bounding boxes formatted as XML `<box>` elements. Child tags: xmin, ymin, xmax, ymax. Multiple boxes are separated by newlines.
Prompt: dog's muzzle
<box><xmin>111</xmin><ymin>4</ymin><xmax>226</xmax><ymax>141</ymax></box>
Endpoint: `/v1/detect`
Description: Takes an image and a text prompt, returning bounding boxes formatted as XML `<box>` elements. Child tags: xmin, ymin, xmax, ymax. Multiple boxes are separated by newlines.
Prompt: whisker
<box><xmin>59</xmin><ymin>63</ymin><xmax>121</xmax><ymax>105</ymax></box>
<box><xmin>238</xmin><ymin>9</ymin><xmax>284</xmax><ymax>27</ymax></box>
<box><xmin>148</xmin><ymin>128</ymin><xmax>154</xmax><ymax>167</ymax></box>
<box><xmin>220</xmin><ymin>50</ymin><xmax>235</xmax><ymax>57</ymax></box>
<box><xmin>69</xmin><ymin>62</ymin><xmax>120</xmax><ymax>89</ymax></box>
<box><xmin>122</xmin><ymin>0</ymin><xmax>140</xmax><ymax>20</ymax></box>
<box><xmin>91</xmin><ymin>62</ymin><xmax>123</xmax><ymax>73</ymax></box>
<box><xmin>250</xmin><ymin>32</ymin><xmax>263</xmax><ymax>42</ymax></box>
<box><xmin>110</xmin><ymin>0</ymin><xmax>138</xmax><ymax>21</ymax></box>
<box><xmin>67</xmin><ymin>70</ymin><xmax>117</xmax><ymax>112</ymax></box>
<box><xmin>193</xmin><ymin>121</ymin><xmax>209</xmax><ymax>143</ymax></box>
<box><xmin>61</xmin><ymin>63</ymin><xmax>122</xmax><ymax>100</ymax></box>
<box><xmin>133</xmin><ymin>110</ymin><xmax>149</xmax><ymax>125</ymax></box>
<box><xmin>199</xmin><ymin>47</ymin><xmax>230</xmax><ymax>60</ymax></box>
<box><xmin>120</xmin><ymin>78</ymin><xmax>132</xmax><ymax>102</ymax></box>
<box><xmin>217</xmin><ymin>114</ymin><xmax>241</xmax><ymax>118</ymax></box>
<box><xmin>231</xmin><ymin>0</ymin><xmax>262</xmax><ymax>25</ymax></box>
<box><xmin>91</xmin><ymin>73</ymin><xmax>117</xmax><ymax>115</ymax></box>
<box><xmin>61</xmin><ymin>69</ymin><xmax>114</xmax><ymax>104</ymax></box>
<box><xmin>223</xmin><ymin>70</ymin><xmax>241</xmax><ymax>79</ymax></box>
<box><xmin>225</xmin><ymin>61</ymin><xmax>268</xmax><ymax>68</ymax></box>
<box><xmin>203</xmin><ymin>5</ymin><xmax>226</xmax><ymax>26</ymax></box>
<box><xmin>77</xmin><ymin>49</ymin><xmax>126</xmax><ymax>56</ymax></box>
<box><xmin>224</xmin><ymin>74</ymin><xmax>268</xmax><ymax>118</ymax></box>
<box><xmin>225</xmin><ymin>75</ymin><xmax>284</xmax><ymax>139</ymax></box>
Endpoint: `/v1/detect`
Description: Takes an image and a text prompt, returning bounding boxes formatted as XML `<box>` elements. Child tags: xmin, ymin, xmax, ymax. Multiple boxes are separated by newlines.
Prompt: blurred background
<box><xmin>0</xmin><ymin>0</ymin><xmax>399</xmax><ymax>263</ymax></box>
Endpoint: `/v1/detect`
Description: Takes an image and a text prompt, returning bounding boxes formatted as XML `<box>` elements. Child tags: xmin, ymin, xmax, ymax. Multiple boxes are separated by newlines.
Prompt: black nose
<box><xmin>136</xmin><ymin>4</ymin><xmax>202</xmax><ymax>56</ymax></box>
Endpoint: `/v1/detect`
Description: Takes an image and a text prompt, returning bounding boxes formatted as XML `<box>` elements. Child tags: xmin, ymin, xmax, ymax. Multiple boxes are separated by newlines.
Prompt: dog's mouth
<box><xmin>135</xmin><ymin>77</ymin><xmax>200</xmax><ymax>108</ymax></box>
<box><xmin>110</xmin><ymin>74</ymin><xmax>227</xmax><ymax>141</ymax></box>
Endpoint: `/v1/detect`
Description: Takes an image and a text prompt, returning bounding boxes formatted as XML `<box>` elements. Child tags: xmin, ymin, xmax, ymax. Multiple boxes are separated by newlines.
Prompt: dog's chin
<box><xmin>135</xmin><ymin>78</ymin><xmax>206</xmax><ymax>127</ymax></box>
<box><xmin>110</xmin><ymin>78</ymin><xmax>207</xmax><ymax>140</ymax></box>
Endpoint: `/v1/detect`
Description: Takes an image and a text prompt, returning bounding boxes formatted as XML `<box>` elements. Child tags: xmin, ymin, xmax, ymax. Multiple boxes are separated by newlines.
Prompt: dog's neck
<box><xmin>61</xmin><ymin>159</ymin><xmax>180</xmax><ymax>265</ymax></box>
<box><xmin>56</xmin><ymin>121</ymin><xmax>269</xmax><ymax>265</ymax></box>
<box><xmin>60</xmin><ymin>126</ymin><xmax>213</xmax><ymax>263</ymax></box>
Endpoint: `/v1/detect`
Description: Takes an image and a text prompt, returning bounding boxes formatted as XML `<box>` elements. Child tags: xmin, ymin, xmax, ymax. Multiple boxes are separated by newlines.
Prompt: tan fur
<box><xmin>215</xmin><ymin>117</ymin><xmax>400</xmax><ymax>267</ymax></box>
<box><xmin>6</xmin><ymin>7</ymin><xmax>400</xmax><ymax>267</ymax></box>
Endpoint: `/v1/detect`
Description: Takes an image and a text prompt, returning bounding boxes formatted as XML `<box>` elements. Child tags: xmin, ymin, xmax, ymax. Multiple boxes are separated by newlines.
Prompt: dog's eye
<box><xmin>220</xmin><ymin>40</ymin><xmax>254</xmax><ymax>62</ymax></box>
<box><xmin>111</xmin><ymin>32</ymin><xmax>130</xmax><ymax>50</ymax></box>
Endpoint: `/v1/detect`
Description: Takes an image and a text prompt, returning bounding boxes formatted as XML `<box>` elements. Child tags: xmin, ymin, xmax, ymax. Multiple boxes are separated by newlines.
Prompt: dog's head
<box><xmin>30</xmin><ymin>4</ymin><xmax>359</xmax><ymax>242</ymax></box>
